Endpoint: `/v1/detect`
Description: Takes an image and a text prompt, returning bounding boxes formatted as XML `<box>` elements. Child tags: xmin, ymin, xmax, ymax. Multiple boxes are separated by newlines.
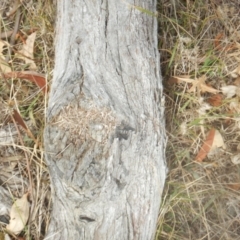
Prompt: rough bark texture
<box><xmin>44</xmin><ymin>0</ymin><xmax>167</xmax><ymax>239</ymax></box>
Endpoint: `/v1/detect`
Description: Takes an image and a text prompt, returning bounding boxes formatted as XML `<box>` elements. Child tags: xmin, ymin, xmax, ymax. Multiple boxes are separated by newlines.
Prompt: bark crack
<box><xmin>115</xmin><ymin>13</ymin><xmax>134</xmax><ymax>118</ymax></box>
<box><xmin>104</xmin><ymin>0</ymin><xmax>109</xmax><ymax>57</ymax></box>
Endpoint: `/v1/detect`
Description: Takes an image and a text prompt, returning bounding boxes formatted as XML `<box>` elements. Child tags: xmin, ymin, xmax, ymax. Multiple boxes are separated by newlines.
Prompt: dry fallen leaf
<box><xmin>231</xmin><ymin>65</ymin><xmax>240</xmax><ymax>78</ymax></box>
<box><xmin>227</xmin><ymin>183</ymin><xmax>240</xmax><ymax>191</ymax></box>
<box><xmin>4</xmin><ymin>233</ymin><xmax>11</xmax><ymax>240</ymax></box>
<box><xmin>10</xmin><ymin>109</ymin><xmax>36</xmax><ymax>142</ymax></box>
<box><xmin>195</xmin><ymin>129</ymin><xmax>225</xmax><ymax>162</ymax></box>
<box><xmin>221</xmin><ymin>85</ymin><xmax>237</xmax><ymax>98</ymax></box>
<box><xmin>12</xmin><ymin>109</ymin><xmax>28</xmax><ymax>131</ymax></box>
<box><xmin>214</xmin><ymin>32</ymin><xmax>224</xmax><ymax>50</ymax></box>
<box><xmin>0</xmin><ymin>40</ymin><xmax>11</xmax><ymax>73</ymax></box>
<box><xmin>16</xmin><ymin>32</ymin><xmax>37</xmax><ymax>70</ymax></box>
<box><xmin>6</xmin><ymin>193</ymin><xmax>30</xmax><ymax>235</ymax></box>
<box><xmin>4</xmin><ymin>71</ymin><xmax>47</xmax><ymax>93</ymax></box>
<box><xmin>195</xmin><ymin>129</ymin><xmax>215</xmax><ymax>162</ymax></box>
<box><xmin>233</xmin><ymin>77</ymin><xmax>240</xmax><ymax>87</ymax></box>
<box><xmin>207</xmin><ymin>94</ymin><xmax>223</xmax><ymax>107</ymax></box>
<box><xmin>211</xmin><ymin>129</ymin><xmax>225</xmax><ymax>150</ymax></box>
<box><xmin>229</xmin><ymin>101</ymin><xmax>240</xmax><ymax>113</ymax></box>
<box><xmin>189</xmin><ymin>75</ymin><xmax>218</xmax><ymax>94</ymax></box>
<box><xmin>168</xmin><ymin>76</ymin><xmax>179</xmax><ymax>84</ymax></box>
<box><xmin>173</xmin><ymin>75</ymin><xmax>219</xmax><ymax>94</ymax></box>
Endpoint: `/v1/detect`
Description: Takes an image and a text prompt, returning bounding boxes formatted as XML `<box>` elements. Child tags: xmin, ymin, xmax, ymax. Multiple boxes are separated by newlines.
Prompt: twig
<box><xmin>6</xmin><ymin>8</ymin><xmax>22</xmax><ymax>62</ymax></box>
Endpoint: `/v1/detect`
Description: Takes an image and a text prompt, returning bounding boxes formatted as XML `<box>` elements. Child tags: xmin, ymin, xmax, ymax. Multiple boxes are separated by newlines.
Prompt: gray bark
<box><xmin>44</xmin><ymin>0</ymin><xmax>166</xmax><ymax>239</ymax></box>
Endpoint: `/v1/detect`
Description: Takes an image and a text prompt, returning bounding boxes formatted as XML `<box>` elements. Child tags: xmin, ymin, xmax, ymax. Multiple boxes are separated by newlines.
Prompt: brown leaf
<box><xmin>4</xmin><ymin>71</ymin><xmax>47</xmax><ymax>93</ymax></box>
<box><xmin>233</xmin><ymin>77</ymin><xmax>240</xmax><ymax>86</ymax></box>
<box><xmin>11</xmin><ymin>109</ymin><xmax>36</xmax><ymax>142</ymax></box>
<box><xmin>227</xmin><ymin>183</ymin><xmax>240</xmax><ymax>191</ymax></box>
<box><xmin>195</xmin><ymin>129</ymin><xmax>215</xmax><ymax>162</ymax></box>
<box><xmin>214</xmin><ymin>32</ymin><xmax>224</xmax><ymax>50</ymax></box>
<box><xmin>12</xmin><ymin>109</ymin><xmax>27</xmax><ymax>130</ymax></box>
<box><xmin>207</xmin><ymin>94</ymin><xmax>223</xmax><ymax>106</ymax></box>
<box><xmin>168</xmin><ymin>76</ymin><xmax>179</xmax><ymax>84</ymax></box>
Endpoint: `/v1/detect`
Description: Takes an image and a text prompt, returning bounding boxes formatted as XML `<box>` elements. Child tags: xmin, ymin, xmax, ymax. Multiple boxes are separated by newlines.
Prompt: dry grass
<box><xmin>1</xmin><ymin>0</ymin><xmax>240</xmax><ymax>239</ymax></box>
<box><xmin>0</xmin><ymin>1</ymin><xmax>54</xmax><ymax>239</ymax></box>
<box><xmin>157</xmin><ymin>0</ymin><xmax>240</xmax><ymax>239</ymax></box>
<box><xmin>53</xmin><ymin>101</ymin><xmax>117</xmax><ymax>144</ymax></box>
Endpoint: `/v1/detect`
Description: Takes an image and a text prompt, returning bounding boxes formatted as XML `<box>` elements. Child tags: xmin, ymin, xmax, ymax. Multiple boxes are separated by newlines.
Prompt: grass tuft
<box><xmin>157</xmin><ymin>0</ymin><xmax>240</xmax><ymax>239</ymax></box>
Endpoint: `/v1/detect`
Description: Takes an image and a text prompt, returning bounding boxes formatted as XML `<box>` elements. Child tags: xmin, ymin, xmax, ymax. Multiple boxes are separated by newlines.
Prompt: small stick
<box><xmin>6</xmin><ymin>8</ymin><xmax>22</xmax><ymax>62</ymax></box>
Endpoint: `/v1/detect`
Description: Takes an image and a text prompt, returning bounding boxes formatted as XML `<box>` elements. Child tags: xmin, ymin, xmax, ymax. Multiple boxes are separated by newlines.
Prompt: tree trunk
<box><xmin>44</xmin><ymin>0</ymin><xmax>167</xmax><ymax>239</ymax></box>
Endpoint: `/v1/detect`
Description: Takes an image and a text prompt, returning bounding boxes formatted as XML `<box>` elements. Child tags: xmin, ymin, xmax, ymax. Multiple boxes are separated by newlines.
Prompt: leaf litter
<box><xmin>6</xmin><ymin>193</ymin><xmax>30</xmax><ymax>235</ymax></box>
<box><xmin>157</xmin><ymin>0</ymin><xmax>240</xmax><ymax>239</ymax></box>
<box><xmin>15</xmin><ymin>32</ymin><xmax>37</xmax><ymax>70</ymax></box>
<box><xmin>0</xmin><ymin>1</ymin><xmax>54</xmax><ymax>239</ymax></box>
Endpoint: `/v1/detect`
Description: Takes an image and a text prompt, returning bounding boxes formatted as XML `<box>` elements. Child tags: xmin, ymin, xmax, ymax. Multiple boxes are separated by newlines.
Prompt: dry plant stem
<box><xmin>10</xmin><ymin>115</ymin><xmax>33</xmax><ymax>198</ymax></box>
<box><xmin>0</xmin><ymin>6</ymin><xmax>2</xmax><ymax>38</ymax></box>
<box><xmin>6</xmin><ymin>8</ymin><xmax>21</xmax><ymax>62</ymax></box>
<box><xmin>0</xmin><ymin>69</ymin><xmax>11</xmax><ymax>90</ymax></box>
<box><xmin>11</xmin><ymin>115</ymin><xmax>33</xmax><ymax>237</ymax></box>
<box><xmin>0</xmin><ymin>0</ymin><xmax>54</xmax><ymax>239</ymax></box>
